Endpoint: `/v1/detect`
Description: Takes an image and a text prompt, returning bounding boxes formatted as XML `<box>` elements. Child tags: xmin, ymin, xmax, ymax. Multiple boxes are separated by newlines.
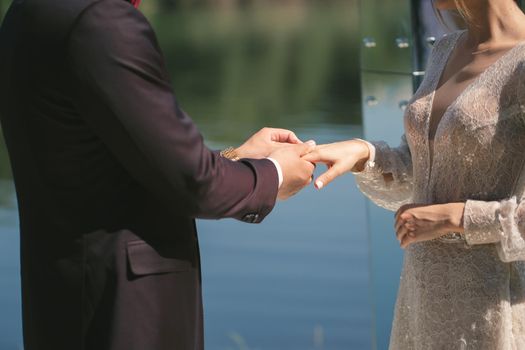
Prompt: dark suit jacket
<box><xmin>0</xmin><ymin>0</ymin><xmax>279</xmax><ymax>349</ymax></box>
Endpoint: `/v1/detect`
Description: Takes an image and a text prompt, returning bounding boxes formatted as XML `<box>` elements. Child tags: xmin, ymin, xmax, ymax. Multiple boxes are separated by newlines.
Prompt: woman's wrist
<box><xmin>445</xmin><ymin>202</ymin><xmax>466</xmax><ymax>233</ymax></box>
<box><xmin>350</xmin><ymin>139</ymin><xmax>373</xmax><ymax>172</ymax></box>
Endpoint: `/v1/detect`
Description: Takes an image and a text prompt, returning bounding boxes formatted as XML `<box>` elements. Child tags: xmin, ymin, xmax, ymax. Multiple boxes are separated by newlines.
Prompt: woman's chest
<box><xmin>405</xmin><ymin>66</ymin><xmax>525</xmax><ymax>155</ymax></box>
<box><xmin>405</xmin><ymin>75</ymin><xmax>525</xmax><ymax>201</ymax></box>
<box><xmin>428</xmin><ymin>47</ymin><xmax>508</xmax><ymax>140</ymax></box>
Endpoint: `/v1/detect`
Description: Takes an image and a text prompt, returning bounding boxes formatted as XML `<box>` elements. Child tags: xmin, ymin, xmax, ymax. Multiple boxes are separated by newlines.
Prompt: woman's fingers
<box><xmin>301</xmin><ymin>143</ymin><xmax>341</xmax><ymax>163</ymax></box>
<box><xmin>301</xmin><ymin>147</ymin><xmax>329</xmax><ymax>163</ymax></box>
<box><xmin>395</xmin><ymin>205</ymin><xmax>408</xmax><ymax>223</ymax></box>
<box><xmin>400</xmin><ymin>234</ymin><xmax>416</xmax><ymax>249</ymax></box>
<box><xmin>301</xmin><ymin>145</ymin><xmax>357</xmax><ymax>189</ymax></box>
<box><xmin>406</xmin><ymin>223</ymin><xmax>416</xmax><ymax>237</ymax></box>
<box><xmin>395</xmin><ymin>211</ymin><xmax>413</xmax><ymax>230</ymax></box>
<box><xmin>313</xmin><ymin>163</ymin><xmax>345</xmax><ymax>189</ymax></box>
<box><xmin>395</xmin><ymin>210</ymin><xmax>418</xmax><ymax>245</ymax></box>
<box><xmin>396</xmin><ymin>221</ymin><xmax>413</xmax><ymax>238</ymax></box>
<box><xmin>396</xmin><ymin>225</ymin><xmax>407</xmax><ymax>242</ymax></box>
<box><xmin>395</xmin><ymin>217</ymin><xmax>405</xmax><ymax>233</ymax></box>
<box><xmin>396</xmin><ymin>205</ymin><xmax>415</xmax><ymax>222</ymax></box>
<box><xmin>401</xmin><ymin>227</ymin><xmax>428</xmax><ymax>248</ymax></box>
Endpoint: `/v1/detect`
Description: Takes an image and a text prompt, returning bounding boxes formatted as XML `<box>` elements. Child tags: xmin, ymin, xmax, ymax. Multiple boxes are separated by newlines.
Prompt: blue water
<box><xmin>199</xmin><ymin>125</ymin><xmax>371</xmax><ymax>350</ymax></box>
<box><xmin>0</xmin><ymin>180</ymin><xmax>23</xmax><ymax>350</ymax></box>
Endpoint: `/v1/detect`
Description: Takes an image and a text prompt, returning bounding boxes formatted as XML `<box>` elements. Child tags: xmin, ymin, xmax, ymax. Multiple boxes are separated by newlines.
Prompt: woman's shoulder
<box><xmin>423</xmin><ymin>30</ymin><xmax>464</xmax><ymax>69</ymax></box>
<box><xmin>433</xmin><ymin>30</ymin><xmax>465</xmax><ymax>51</ymax></box>
<box><xmin>499</xmin><ymin>40</ymin><xmax>525</xmax><ymax>78</ymax></box>
<box><xmin>511</xmin><ymin>41</ymin><xmax>525</xmax><ymax>65</ymax></box>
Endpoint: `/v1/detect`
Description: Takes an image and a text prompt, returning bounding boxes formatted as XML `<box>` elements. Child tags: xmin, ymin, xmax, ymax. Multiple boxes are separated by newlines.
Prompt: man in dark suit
<box><xmin>0</xmin><ymin>0</ymin><xmax>316</xmax><ymax>349</ymax></box>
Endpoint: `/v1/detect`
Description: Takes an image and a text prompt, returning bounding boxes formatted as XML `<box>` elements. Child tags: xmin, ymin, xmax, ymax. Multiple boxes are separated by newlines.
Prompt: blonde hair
<box><xmin>434</xmin><ymin>0</ymin><xmax>519</xmax><ymax>28</ymax></box>
<box><xmin>453</xmin><ymin>0</ymin><xmax>473</xmax><ymax>23</ymax></box>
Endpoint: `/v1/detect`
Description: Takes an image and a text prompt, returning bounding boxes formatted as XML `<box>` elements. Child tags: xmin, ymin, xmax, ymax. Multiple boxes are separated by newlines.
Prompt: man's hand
<box><xmin>395</xmin><ymin>203</ymin><xmax>466</xmax><ymax>249</ymax></box>
<box><xmin>269</xmin><ymin>141</ymin><xmax>316</xmax><ymax>200</ymax></box>
<box><xmin>301</xmin><ymin>140</ymin><xmax>370</xmax><ymax>189</ymax></box>
<box><xmin>235</xmin><ymin>128</ymin><xmax>302</xmax><ymax>159</ymax></box>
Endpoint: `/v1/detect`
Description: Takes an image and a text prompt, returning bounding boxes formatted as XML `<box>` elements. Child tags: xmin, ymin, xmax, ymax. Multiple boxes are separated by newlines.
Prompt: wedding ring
<box><xmin>437</xmin><ymin>232</ymin><xmax>465</xmax><ymax>243</ymax></box>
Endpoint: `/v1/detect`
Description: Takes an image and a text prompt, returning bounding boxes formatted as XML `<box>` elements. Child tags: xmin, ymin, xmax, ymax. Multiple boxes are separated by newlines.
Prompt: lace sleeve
<box><xmin>461</xmin><ymin>54</ymin><xmax>525</xmax><ymax>262</ymax></box>
<box><xmin>463</xmin><ymin>164</ymin><xmax>525</xmax><ymax>262</ymax></box>
<box><xmin>354</xmin><ymin>135</ymin><xmax>413</xmax><ymax>212</ymax></box>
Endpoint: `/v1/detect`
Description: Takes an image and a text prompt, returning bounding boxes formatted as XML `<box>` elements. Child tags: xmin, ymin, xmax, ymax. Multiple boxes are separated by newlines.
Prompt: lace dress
<box><xmin>355</xmin><ymin>30</ymin><xmax>525</xmax><ymax>350</ymax></box>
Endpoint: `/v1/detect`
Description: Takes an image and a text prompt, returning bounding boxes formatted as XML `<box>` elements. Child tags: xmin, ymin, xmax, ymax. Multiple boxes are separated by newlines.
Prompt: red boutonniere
<box><xmin>129</xmin><ymin>0</ymin><xmax>141</xmax><ymax>8</ymax></box>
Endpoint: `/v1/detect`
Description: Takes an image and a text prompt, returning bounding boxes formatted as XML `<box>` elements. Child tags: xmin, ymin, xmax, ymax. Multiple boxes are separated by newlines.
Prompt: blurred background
<box><xmin>4</xmin><ymin>1</ymin><xmax>524</xmax><ymax>349</ymax></box>
<box><xmin>0</xmin><ymin>0</ymin><xmax>374</xmax><ymax>349</ymax></box>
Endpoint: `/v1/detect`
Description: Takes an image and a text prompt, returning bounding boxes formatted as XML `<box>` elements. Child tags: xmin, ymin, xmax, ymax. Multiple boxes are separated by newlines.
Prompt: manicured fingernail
<box><xmin>315</xmin><ymin>180</ymin><xmax>324</xmax><ymax>189</ymax></box>
<box><xmin>306</xmin><ymin>140</ymin><xmax>316</xmax><ymax>146</ymax></box>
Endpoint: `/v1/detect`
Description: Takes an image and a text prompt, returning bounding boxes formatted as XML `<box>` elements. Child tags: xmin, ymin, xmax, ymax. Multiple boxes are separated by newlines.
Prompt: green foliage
<box><xmin>147</xmin><ymin>1</ymin><xmax>361</xmax><ymax>143</ymax></box>
<box><xmin>0</xmin><ymin>0</ymin><xmax>6</xmax><ymax>23</ymax></box>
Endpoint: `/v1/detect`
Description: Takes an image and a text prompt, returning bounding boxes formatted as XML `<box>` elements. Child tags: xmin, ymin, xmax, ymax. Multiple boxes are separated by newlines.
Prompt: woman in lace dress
<box><xmin>304</xmin><ymin>0</ymin><xmax>525</xmax><ymax>348</ymax></box>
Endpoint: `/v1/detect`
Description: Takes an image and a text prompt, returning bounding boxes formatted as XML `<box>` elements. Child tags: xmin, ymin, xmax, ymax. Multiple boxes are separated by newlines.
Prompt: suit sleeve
<box><xmin>66</xmin><ymin>0</ymin><xmax>278</xmax><ymax>223</ymax></box>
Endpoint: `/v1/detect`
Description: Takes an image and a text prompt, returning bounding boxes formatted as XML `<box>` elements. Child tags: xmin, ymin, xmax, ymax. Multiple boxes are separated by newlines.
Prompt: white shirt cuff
<box><xmin>266</xmin><ymin>157</ymin><xmax>283</xmax><ymax>189</ymax></box>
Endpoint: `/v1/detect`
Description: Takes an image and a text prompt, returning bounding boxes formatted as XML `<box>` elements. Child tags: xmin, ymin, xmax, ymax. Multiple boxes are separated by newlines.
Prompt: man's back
<box><xmin>0</xmin><ymin>0</ymin><xmax>279</xmax><ymax>348</ymax></box>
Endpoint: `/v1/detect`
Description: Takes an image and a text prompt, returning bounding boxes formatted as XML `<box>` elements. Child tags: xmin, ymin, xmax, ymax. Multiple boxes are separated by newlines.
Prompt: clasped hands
<box><xmin>238</xmin><ymin>128</ymin><xmax>465</xmax><ymax>249</ymax></box>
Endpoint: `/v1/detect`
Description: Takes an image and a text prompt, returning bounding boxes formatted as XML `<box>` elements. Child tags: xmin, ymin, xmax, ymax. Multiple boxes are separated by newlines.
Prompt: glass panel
<box><xmin>361</xmin><ymin>71</ymin><xmax>412</xmax><ymax>350</ymax></box>
<box><xmin>360</xmin><ymin>1</ymin><xmax>414</xmax><ymax>348</ymax></box>
<box><xmin>411</xmin><ymin>0</ymin><xmax>447</xmax><ymax>87</ymax></box>
<box><xmin>360</xmin><ymin>0</ymin><xmax>412</xmax><ymax>74</ymax></box>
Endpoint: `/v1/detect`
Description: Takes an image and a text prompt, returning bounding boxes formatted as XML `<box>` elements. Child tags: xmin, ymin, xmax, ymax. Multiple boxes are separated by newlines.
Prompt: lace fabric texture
<box><xmin>355</xmin><ymin>31</ymin><xmax>525</xmax><ymax>349</ymax></box>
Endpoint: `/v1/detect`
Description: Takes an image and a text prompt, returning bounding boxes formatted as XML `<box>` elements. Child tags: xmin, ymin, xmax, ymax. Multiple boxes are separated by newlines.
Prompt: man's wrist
<box><xmin>266</xmin><ymin>157</ymin><xmax>283</xmax><ymax>189</ymax></box>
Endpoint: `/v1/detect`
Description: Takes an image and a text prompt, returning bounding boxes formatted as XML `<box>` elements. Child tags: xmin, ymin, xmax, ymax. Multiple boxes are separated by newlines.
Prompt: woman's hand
<box><xmin>301</xmin><ymin>140</ymin><xmax>370</xmax><ymax>189</ymax></box>
<box><xmin>395</xmin><ymin>203</ymin><xmax>466</xmax><ymax>248</ymax></box>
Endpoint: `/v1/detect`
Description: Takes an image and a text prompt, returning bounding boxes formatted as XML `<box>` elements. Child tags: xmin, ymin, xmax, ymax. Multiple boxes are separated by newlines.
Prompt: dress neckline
<box><xmin>425</xmin><ymin>30</ymin><xmax>525</xmax><ymax>189</ymax></box>
<box><xmin>427</xmin><ymin>29</ymin><xmax>525</xmax><ymax>136</ymax></box>
<box><xmin>431</xmin><ymin>30</ymin><xmax>525</xmax><ymax>118</ymax></box>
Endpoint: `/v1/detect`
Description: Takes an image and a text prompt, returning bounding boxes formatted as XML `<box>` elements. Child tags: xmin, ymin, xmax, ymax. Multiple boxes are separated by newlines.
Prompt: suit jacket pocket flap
<box><xmin>127</xmin><ymin>240</ymin><xmax>192</xmax><ymax>276</ymax></box>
